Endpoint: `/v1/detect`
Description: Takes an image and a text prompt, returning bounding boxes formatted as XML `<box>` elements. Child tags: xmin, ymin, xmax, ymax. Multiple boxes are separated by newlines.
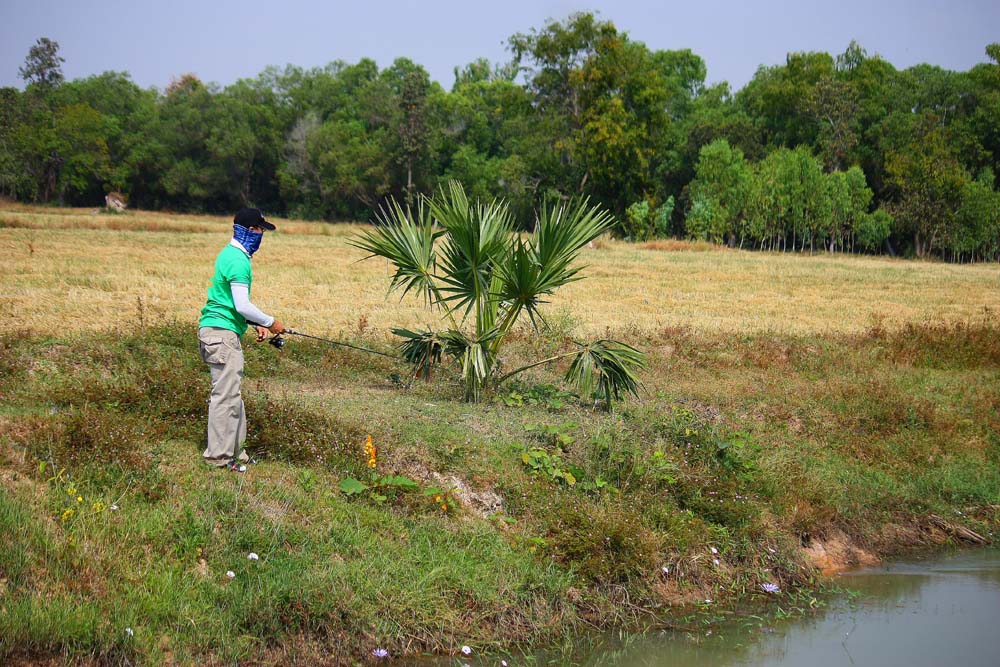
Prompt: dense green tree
<box><xmin>745</xmin><ymin>146</ymin><xmax>830</xmax><ymax>251</ymax></box>
<box><xmin>621</xmin><ymin>196</ymin><xmax>673</xmax><ymax>241</ymax></box>
<box><xmin>739</xmin><ymin>51</ymin><xmax>835</xmax><ymax>149</ymax></box>
<box><xmin>826</xmin><ymin>166</ymin><xmax>873</xmax><ymax>251</ymax></box>
<box><xmin>205</xmin><ymin>80</ymin><xmax>284</xmax><ymax>210</ymax></box>
<box><xmin>840</xmin><ymin>50</ymin><xmax>908</xmax><ymax>197</ymax></box>
<box><xmin>54</xmin><ymin>72</ymin><xmax>157</xmax><ymax>197</ymax></box>
<box><xmin>508</xmin><ymin>13</ymin><xmax>615</xmax><ymax>199</ymax></box>
<box><xmin>674</xmin><ymin>83</ymin><xmax>762</xmax><ymax>204</ymax></box>
<box><xmin>685</xmin><ymin>139</ymin><xmax>750</xmax><ymax>244</ymax></box>
<box><xmin>968</xmin><ymin>45</ymin><xmax>1000</xmax><ymax>186</ymax></box>
<box><xmin>149</xmin><ymin>75</ymin><xmax>218</xmax><ymax>208</ymax></box>
<box><xmin>953</xmin><ymin>170</ymin><xmax>1000</xmax><ymax>260</ymax></box>
<box><xmin>856</xmin><ymin>208</ymin><xmax>893</xmax><ymax>253</ymax></box>
<box><xmin>7</xmin><ymin>96</ymin><xmax>78</xmax><ymax>203</ymax></box>
<box><xmin>51</xmin><ymin>103</ymin><xmax>110</xmax><ymax>203</ymax></box>
<box><xmin>0</xmin><ymin>88</ymin><xmax>28</xmax><ymax>198</ymax></box>
<box><xmin>885</xmin><ymin>114</ymin><xmax>969</xmax><ymax>256</ymax></box>
<box><xmin>808</xmin><ymin>76</ymin><xmax>859</xmax><ymax>171</ymax></box>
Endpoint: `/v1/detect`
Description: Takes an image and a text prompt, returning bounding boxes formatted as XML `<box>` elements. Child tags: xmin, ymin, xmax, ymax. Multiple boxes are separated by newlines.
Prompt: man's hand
<box><xmin>254</xmin><ymin>325</ymin><xmax>269</xmax><ymax>343</ymax></box>
<box><xmin>268</xmin><ymin>319</ymin><xmax>285</xmax><ymax>335</ymax></box>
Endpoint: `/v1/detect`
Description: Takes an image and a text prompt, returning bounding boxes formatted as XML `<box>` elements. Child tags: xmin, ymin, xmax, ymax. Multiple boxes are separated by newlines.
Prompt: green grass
<box><xmin>1</xmin><ymin>319</ymin><xmax>998</xmax><ymax>664</ymax></box>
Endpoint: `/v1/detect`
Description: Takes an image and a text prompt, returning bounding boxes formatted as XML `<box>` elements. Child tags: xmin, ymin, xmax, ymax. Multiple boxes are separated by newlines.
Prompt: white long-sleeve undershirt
<box><xmin>231</xmin><ymin>282</ymin><xmax>274</xmax><ymax>328</ymax></box>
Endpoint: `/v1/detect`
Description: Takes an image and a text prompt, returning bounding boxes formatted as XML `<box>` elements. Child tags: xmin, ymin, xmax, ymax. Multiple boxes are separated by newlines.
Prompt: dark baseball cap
<box><xmin>234</xmin><ymin>207</ymin><xmax>276</xmax><ymax>230</ymax></box>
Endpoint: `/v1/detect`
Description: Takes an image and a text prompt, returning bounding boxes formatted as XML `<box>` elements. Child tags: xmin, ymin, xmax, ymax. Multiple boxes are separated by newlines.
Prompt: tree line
<box><xmin>2</xmin><ymin>14</ymin><xmax>999</xmax><ymax>261</ymax></box>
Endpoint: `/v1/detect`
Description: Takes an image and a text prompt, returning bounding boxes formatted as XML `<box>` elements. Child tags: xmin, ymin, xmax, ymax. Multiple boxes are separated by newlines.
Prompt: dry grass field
<box><xmin>2</xmin><ymin>204</ymin><xmax>998</xmax><ymax>337</ymax></box>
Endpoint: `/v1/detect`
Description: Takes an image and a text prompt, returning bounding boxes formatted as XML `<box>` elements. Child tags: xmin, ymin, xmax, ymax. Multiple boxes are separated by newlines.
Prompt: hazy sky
<box><xmin>2</xmin><ymin>0</ymin><xmax>997</xmax><ymax>93</ymax></box>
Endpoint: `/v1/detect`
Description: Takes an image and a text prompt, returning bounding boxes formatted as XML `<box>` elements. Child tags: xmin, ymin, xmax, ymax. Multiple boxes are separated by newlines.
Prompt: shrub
<box><xmin>545</xmin><ymin>498</ymin><xmax>660</xmax><ymax>584</ymax></box>
<box><xmin>11</xmin><ymin>408</ymin><xmax>160</xmax><ymax>472</ymax></box>
<box><xmin>245</xmin><ymin>393</ymin><xmax>366</xmax><ymax>469</ymax></box>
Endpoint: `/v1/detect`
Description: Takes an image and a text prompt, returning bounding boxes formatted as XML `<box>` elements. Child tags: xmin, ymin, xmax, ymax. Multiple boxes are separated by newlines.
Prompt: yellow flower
<box><xmin>76</xmin><ymin>496</ymin><xmax>83</xmax><ymax>504</ymax></box>
<box><xmin>91</xmin><ymin>500</ymin><xmax>106</xmax><ymax>513</ymax></box>
<box><xmin>66</xmin><ymin>486</ymin><xmax>76</xmax><ymax>496</ymax></box>
<box><xmin>61</xmin><ymin>508</ymin><xmax>75</xmax><ymax>522</ymax></box>
<box><xmin>364</xmin><ymin>435</ymin><xmax>377</xmax><ymax>469</ymax></box>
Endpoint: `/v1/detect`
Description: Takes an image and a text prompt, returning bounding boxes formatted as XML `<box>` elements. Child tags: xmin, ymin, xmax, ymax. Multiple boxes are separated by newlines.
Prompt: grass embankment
<box><xmin>1</xmin><ymin>206</ymin><xmax>999</xmax><ymax>665</ymax></box>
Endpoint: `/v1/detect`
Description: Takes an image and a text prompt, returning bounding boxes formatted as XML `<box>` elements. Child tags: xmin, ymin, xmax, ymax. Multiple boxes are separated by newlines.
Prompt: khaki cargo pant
<box><xmin>198</xmin><ymin>327</ymin><xmax>251</xmax><ymax>467</ymax></box>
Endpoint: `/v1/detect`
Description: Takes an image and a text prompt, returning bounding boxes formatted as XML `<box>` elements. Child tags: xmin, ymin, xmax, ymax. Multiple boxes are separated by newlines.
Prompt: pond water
<box><xmin>408</xmin><ymin>548</ymin><xmax>1000</xmax><ymax>666</ymax></box>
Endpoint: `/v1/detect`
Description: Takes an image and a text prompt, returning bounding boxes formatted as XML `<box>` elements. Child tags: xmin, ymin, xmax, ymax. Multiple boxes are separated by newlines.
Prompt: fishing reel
<box><xmin>267</xmin><ymin>334</ymin><xmax>286</xmax><ymax>350</ymax></box>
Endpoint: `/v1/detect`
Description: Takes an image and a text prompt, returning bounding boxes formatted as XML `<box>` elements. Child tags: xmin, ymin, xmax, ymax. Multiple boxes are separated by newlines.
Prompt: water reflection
<box><xmin>404</xmin><ymin>549</ymin><xmax>1000</xmax><ymax>667</ymax></box>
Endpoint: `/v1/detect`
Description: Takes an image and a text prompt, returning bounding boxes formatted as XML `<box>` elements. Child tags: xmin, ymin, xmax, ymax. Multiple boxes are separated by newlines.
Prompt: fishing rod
<box><xmin>248</xmin><ymin>322</ymin><xmax>399</xmax><ymax>359</ymax></box>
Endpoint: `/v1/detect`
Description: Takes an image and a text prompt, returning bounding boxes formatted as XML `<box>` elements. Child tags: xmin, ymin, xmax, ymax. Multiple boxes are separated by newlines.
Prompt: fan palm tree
<box><xmin>350</xmin><ymin>181</ymin><xmax>644</xmax><ymax>406</ymax></box>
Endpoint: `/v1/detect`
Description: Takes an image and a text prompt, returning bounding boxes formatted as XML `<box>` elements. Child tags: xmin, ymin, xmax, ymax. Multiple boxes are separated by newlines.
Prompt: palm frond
<box><xmin>393</xmin><ymin>327</ymin><xmax>443</xmax><ymax>381</ymax></box>
<box><xmin>565</xmin><ymin>339</ymin><xmax>645</xmax><ymax>408</ymax></box>
<box><xmin>430</xmin><ymin>182</ymin><xmax>515</xmax><ymax>322</ymax></box>
<box><xmin>348</xmin><ymin>197</ymin><xmax>442</xmax><ymax>306</ymax></box>
<box><xmin>494</xmin><ymin>234</ymin><xmax>543</xmax><ymax>327</ymax></box>
<box><xmin>532</xmin><ymin>197</ymin><xmax>616</xmax><ymax>295</ymax></box>
<box><xmin>438</xmin><ymin>327</ymin><xmax>503</xmax><ymax>402</ymax></box>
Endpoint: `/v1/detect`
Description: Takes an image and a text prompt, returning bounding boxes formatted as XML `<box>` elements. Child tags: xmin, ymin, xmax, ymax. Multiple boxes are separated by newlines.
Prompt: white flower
<box><xmin>710</xmin><ymin>546</ymin><xmax>718</xmax><ymax>554</ymax></box>
<box><xmin>762</xmin><ymin>582</ymin><xmax>780</xmax><ymax>594</ymax></box>
<box><xmin>124</xmin><ymin>627</ymin><xmax>134</xmax><ymax>637</ymax></box>
<box><xmin>461</xmin><ymin>645</ymin><xmax>472</xmax><ymax>655</ymax></box>
<box><xmin>110</xmin><ymin>504</ymin><xmax>119</xmax><ymax>511</ymax></box>
<box><xmin>704</xmin><ymin>598</ymin><xmax>713</xmax><ymax>604</ymax></box>
<box><xmin>247</xmin><ymin>552</ymin><xmax>259</xmax><ymax>561</ymax></box>
<box><xmin>502</xmin><ymin>661</ymin><xmax>508</xmax><ymax>666</ymax></box>
<box><xmin>226</xmin><ymin>571</ymin><xmax>235</xmax><ymax>579</ymax></box>
<box><xmin>661</xmin><ymin>565</ymin><xmax>670</xmax><ymax>575</ymax></box>
<box><xmin>713</xmin><ymin>558</ymin><xmax>720</xmax><ymax>566</ymax></box>
<box><xmin>372</xmin><ymin>648</ymin><xmax>389</xmax><ymax>658</ymax></box>
<box><xmin>767</xmin><ymin>547</ymin><xmax>776</xmax><ymax>554</ymax></box>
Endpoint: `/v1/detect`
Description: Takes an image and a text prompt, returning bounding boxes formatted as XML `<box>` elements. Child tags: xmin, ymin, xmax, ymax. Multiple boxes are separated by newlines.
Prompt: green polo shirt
<box><xmin>199</xmin><ymin>244</ymin><xmax>252</xmax><ymax>335</ymax></box>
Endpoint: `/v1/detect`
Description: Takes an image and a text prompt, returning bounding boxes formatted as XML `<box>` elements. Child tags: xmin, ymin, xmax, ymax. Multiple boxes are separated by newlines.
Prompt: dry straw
<box><xmin>1</xmin><ymin>205</ymin><xmax>998</xmax><ymax>337</ymax></box>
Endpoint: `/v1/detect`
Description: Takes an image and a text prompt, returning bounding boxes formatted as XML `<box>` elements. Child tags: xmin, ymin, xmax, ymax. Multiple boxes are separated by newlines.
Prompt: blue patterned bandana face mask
<box><xmin>233</xmin><ymin>224</ymin><xmax>264</xmax><ymax>256</ymax></box>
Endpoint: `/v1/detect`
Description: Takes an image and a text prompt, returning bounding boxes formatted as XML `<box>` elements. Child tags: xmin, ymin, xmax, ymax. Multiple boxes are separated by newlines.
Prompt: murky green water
<box><xmin>408</xmin><ymin>548</ymin><xmax>1000</xmax><ymax>666</ymax></box>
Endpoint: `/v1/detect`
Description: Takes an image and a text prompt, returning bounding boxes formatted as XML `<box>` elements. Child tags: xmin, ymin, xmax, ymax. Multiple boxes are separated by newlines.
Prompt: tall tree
<box><xmin>51</xmin><ymin>103</ymin><xmax>110</xmax><ymax>203</ymax></box>
<box><xmin>739</xmin><ymin>51</ymin><xmax>835</xmax><ymax>149</ymax></box>
<box><xmin>808</xmin><ymin>76</ymin><xmax>859</xmax><ymax>171</ymax></box>
<box><xmin>968</xmin><ymin>44</ymin><xmax>1000</xmax><ymax>187</ymax></box>
<box><xmin>0</xmin><ymin>88</ymin><xmax>27</xmax><ymax>197</ymax></box>
<box><xmin>508</xmin><ymin>13</ymin><xmax>615</xmax><ymax>198</ymax></box>
<box><xmin>685</xmin><ymin>139</ymin><xmax>750</xmax><ymax>245</ymax></box>
<box><xmin>19</xmin><ymin>37</ymin><xmax>65</xmax><ymax>89</ymax></box>
<box><xmin>885</xmin><ymin>114</ymin><xmax>969</xmax><ymax>257</ymax></box>
<box><xmin>396</xmin><ymin>63</ymin><xmax>431</xmax><ymax>205</ymax></box>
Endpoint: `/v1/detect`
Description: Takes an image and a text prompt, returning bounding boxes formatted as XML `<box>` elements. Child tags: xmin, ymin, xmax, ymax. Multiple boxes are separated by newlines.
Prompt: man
<box><xmin>198</xmin><ymin>207</ymin><xmax>284</xmax><ymax>472</ymax></box>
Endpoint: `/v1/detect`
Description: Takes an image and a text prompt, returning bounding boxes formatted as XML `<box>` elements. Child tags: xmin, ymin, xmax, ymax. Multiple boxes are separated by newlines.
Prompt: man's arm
<box><xmin>231</xmin><ymin>283</ymin><xmax>283</xmax><ymax>334</ymax></box>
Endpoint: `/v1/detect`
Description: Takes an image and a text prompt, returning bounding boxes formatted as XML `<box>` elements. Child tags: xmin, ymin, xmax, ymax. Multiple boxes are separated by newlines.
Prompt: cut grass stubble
<box><xmin>1</xmin><ymin>204</ymin><xmax>998</xmax><ymax>337</ymax></box>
